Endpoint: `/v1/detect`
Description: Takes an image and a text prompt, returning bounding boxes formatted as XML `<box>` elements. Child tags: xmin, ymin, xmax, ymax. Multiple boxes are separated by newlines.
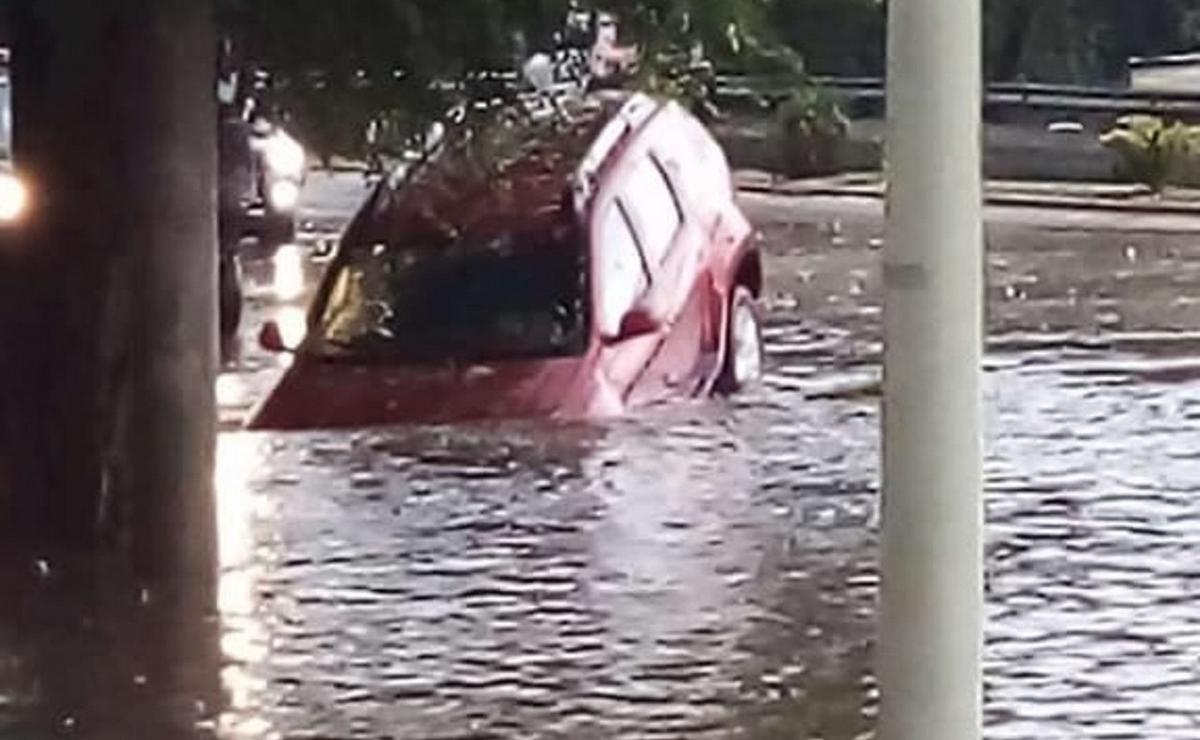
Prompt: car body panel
<box><xmin>249</xmin><ymin>93</ymin><xmax>758</xmax><ymax>431</ymax></box>
<box><xmin>638</xmin><ymin>269</ymin><xmax>724</xmax><ymax>402</ymax></box>
<box><xmin>250</xmin><ymin>355</ymin><xmax>593</xmax><ymax>429</ymax></box>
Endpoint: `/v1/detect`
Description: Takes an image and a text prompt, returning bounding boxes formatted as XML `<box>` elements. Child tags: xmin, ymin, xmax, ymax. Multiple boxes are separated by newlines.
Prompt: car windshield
<box><xmin>308</xmin><ymin>94</ymin><xmax>631</xmax><ymax>364</ymax></box>
<box><xmin>312</xmin><ymin>219</ymin><xmax>588</xmax><ymax>363</ymax></box>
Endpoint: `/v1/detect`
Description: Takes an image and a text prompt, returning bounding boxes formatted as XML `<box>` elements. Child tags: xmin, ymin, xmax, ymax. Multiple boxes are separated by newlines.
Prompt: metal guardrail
<box><xmin>720</xmin><ymin>74</ymin><xmax>1200</xmax><ymax>100</ymax></box>
<box><xmin>714</xmin><ymin>74</ymin><xmax>1200</xmax><ymax>116</ymax></box>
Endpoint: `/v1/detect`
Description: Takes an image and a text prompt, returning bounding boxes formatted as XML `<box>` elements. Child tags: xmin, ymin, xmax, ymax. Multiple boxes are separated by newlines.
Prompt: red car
<box><xmin>249</xmin><ymin>92</ymin><xmax>762</xmax><ymax>430</ymax></box>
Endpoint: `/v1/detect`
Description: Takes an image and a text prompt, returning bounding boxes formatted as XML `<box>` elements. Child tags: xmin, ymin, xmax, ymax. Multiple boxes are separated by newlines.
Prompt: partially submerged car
<box><xmin>249</xmin><ymin>92</ymin><xmax>762</xmax><ymax>430</ymax></box>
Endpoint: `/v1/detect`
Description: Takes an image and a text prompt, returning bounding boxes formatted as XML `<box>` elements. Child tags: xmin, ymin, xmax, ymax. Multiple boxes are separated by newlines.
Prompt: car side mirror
<box><xmin>259</xmin><ymin>320</ymin><xmax>293</xmax><ymax>353</ymax></box>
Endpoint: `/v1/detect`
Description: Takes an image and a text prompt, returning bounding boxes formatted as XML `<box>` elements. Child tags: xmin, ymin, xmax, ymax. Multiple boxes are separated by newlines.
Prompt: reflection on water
<box><xmin>7</xmin><ymin>188</ymin><xmax>1200</xmax><ymax>738</ymax></box>
<box><xmin>216</xmin><ymin>434</ymin><xmax>275</xmax><ymax>739</ymax></box>
<box><xmin>208</xmin><ymin>406</ymin><xmax>879</xmax><ymax>739</ymax></box>
<box><xmin>205</xmin><ymin>195</ymin><xmax>1200</xmax><ymax>738</ymax></box>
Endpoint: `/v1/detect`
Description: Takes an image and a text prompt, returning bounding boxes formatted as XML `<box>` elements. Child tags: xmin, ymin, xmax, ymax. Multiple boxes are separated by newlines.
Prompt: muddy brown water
<box><xmin>4</xmin><ymin>181</ymin><xmax>1200</xmax><ymax>739</ymax></box>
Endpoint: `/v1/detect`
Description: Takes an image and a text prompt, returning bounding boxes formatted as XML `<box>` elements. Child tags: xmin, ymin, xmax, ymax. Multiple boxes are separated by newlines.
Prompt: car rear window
<box><xmin>654</xmin><ymin>106</ymin><xmax>732</xmax><ymax>220</ymax></box>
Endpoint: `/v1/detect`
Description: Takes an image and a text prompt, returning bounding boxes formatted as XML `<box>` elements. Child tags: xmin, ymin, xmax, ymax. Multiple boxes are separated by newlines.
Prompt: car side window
<box><xmin>656</xmin><ymin>111</ymin><xmax>732</xmax><ymax>220</ymax></box>
<box><xmin>597</xmin><ymin>201</ymin><xmax>649</xmax><ymax>337</ymax></box>
<box><xmin>621</xmin><ymin>155</ymin><xmax>682</xmax><ymax>265</ymax></box>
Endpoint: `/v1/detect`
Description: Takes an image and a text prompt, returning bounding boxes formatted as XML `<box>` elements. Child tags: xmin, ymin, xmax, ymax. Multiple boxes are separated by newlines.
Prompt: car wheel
<box><xmin>716</xmin><ymin>285</ymin><xmax>763</xmax><ymax>394</ymax></box>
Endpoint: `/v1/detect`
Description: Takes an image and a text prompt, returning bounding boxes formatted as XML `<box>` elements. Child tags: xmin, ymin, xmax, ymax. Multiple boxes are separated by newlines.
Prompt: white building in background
<box><xmin>1129</xmin><ymin>52</ymin><xmax>1200</xmax><ymax>93</ymax></box>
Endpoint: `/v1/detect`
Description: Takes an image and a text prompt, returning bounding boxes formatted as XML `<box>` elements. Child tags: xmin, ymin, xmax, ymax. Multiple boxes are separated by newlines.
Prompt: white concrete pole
<box><xmin>880</xmin><ymin>0</ymin><xmax>984</xmax><ymax>739</ymax></box>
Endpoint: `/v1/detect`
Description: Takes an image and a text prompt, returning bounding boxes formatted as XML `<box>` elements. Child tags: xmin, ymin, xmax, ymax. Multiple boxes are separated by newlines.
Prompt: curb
<box><xmin>735</xmin><ymin>182</ymin><xmax>1200</xmax><ymax>216</ymax></box>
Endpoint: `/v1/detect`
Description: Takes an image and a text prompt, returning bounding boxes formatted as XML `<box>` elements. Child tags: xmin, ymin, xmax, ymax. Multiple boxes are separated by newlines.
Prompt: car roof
<box><xmin>348</xmin><ymin>92</ymin><xmax>664</xmax><ymax>251</ymax></box>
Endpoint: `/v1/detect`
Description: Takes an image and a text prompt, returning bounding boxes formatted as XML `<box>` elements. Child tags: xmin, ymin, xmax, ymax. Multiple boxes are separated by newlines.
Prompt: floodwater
<box><xmin>4</xmin><ymin>174</ymin><xmax>1200</xmax><ymax>739</ymax></box>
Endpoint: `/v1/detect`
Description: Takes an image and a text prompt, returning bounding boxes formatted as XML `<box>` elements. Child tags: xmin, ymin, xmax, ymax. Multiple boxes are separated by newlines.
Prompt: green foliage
<box><xmin>629</xmin><ymin>45</ymin><xmax>721</xmax><ymax>122</ymax></box>
<box><xmin>1100</xmin><ymin>115</ymin><xmax>1200</xmax><ymax>192</ymax></box>
<box><xmin>217</xmin><ymin>0</ymin><xmax>1200</xmax><ymax>166</ymax></box>
<box><xmin>599</xmin><ymin>0</ymin><xmax>776</xmax><ymax>68</ymax></box>
<box><xmin>770</xmin><ymin>0</ymin><xmax>885</xmax><ymax>77</ymax></box>
<box><xmin>772</xmin><ymin>0</ymin><xmax>1200</xmax><ymax>84</ymax></box>
<box><xmin>217</xmin><ymin>1</ymin><xmax>799</xmax><ymax>160</ymax></box>
<box><xmin>618</xmin><ymin>0</ymin><xmax>789</xmax><ymax>122</ymax></box>
<box><xmin>985</xmin><ymin>0</ymin><xmax>1200</xmax><ymax>83</ymax></box>
<box><xmin>592</xmin><ymin>1</ymin><xmax>844</xmax><ymax>130</ymax></box>
<box><xmin>220</xmin><ymin>0</ymin><xmax>531</xmax><ymax>162</ymax></box>
<box><xmin>777</xmin><ymin>85</ymin><xmax>849</xmax><ymax>177</ymax></box>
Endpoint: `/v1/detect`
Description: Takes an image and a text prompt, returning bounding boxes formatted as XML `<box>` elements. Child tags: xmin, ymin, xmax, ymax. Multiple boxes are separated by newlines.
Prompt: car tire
<box><xmin>716</xmin><ymin>285</ymin><xmax>763</xmax><ymax>394</ymax></box>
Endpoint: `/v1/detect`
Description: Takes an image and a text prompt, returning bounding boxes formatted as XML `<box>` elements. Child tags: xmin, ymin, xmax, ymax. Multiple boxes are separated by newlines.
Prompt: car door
<box><xmin>593</xmin><ymin>195</ymin><xmax>663</xmax><ymax>400</ymax></box>
<box><xmin>618</xmin><ymin>149</ymin><xmax>720</xmax><ymax>404</ymax></box>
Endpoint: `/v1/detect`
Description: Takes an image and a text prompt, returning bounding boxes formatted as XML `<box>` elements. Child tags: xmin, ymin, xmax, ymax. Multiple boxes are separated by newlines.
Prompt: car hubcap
<box><xmin>732</xmin><ymin>300</ymin><xmax>762</xmax><ymax>387</ymax></box>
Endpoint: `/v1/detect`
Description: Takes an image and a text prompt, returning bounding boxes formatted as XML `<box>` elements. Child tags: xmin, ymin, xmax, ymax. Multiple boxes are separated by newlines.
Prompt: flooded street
<box><xmin>6</xmin><ymin>174</ymin><xmax>1200</xmax><ymax>739</ymax></box>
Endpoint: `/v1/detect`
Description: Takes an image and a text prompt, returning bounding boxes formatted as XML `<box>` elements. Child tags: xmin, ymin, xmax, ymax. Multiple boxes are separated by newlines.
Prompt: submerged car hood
<box><xmin>247</xmin><ymin>354</ymin><xmax>595</xmax><ymax>431</ymax></box>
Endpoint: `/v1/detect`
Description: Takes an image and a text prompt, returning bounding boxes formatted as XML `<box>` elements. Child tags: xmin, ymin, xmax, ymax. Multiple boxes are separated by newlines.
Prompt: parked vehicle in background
<box><xmin>249</xmin><ymin>91</ymin><xmax>762</xmax><ymax>430</ymax></box>
<box><xmin>217</xmin><ymin>59</ymin><xmax>307</xmax><ymax>348</ymax></box>
<box><xmin>0</xmin><ymin>44</ymin><xmax>301</xmax><ymax>348</ymax></box>
<box><xmin>243</xmin><ymin>109</ymin><xmax>306</xmax><ymax>251</ymax></box>
<box><xmin>220</xmin><ymin>93</ymin><xmax>306</xmax><ymax>255</ymax></box>
<box><xmin>0</xmin><ymin>50</ymin><xmax>29</xmax><ymax>224</ymax></box>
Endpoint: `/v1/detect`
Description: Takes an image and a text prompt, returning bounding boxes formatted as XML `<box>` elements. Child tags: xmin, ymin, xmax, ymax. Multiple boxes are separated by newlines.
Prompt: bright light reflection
<box><xmin>263</xmin><ymin>131</ymin><xmax>305</xmax><ymax>177</ymax></box>
<box><xmin>276</xmin><ymin>305</ymin><xmax>308</xmax><ymax>349</ymax></box>
<box><xmin>215</xmin><ymin>432</ymin><xmax>276</xmax><ymax>738</ymax></box>
<box><xmin>216</xmin><ymin>433</ymin><xmax>260</xmax><ymax>577</ymax></box>
<box><xmin>221</xmin><ymin>615</ymin><xmax>269</xmax><ymax>664</ymax></box>
<box><xmin>218</xmin><ymin>663</ymin><xmax>273</xmax><ymax>739</ymax></box>
<box><xmin>272</xmin><ymin>244</ymin><xmax>305</xmax><ymax>301</ymax></box>
<box><xmin>0</xmin><ymin>171</ymin><xmax>29</xmax><ymax>222</ymax></box>
<box><xmin>268</xmin><ymin>179</ymin><xmax>301</xmax><ymax>211</ymax></box>
<box><xmin>216</xmin><ymin>373</ymin><xmax>248</xmax><ymax>409</ymax></box>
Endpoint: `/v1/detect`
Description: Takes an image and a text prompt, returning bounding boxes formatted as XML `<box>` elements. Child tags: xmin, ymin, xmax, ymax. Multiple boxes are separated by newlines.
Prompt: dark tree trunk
<box><xmin>0</xmin><ymin>1</ymin><xmax>217</xmax><ymax>584</ymax></box>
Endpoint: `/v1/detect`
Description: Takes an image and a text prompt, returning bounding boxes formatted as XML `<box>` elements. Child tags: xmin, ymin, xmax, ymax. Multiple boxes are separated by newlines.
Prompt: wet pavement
<box><xmin>5</xmin><ymin>172</ymin><xmax>1200</xmax><ymax>739</ymax></box>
